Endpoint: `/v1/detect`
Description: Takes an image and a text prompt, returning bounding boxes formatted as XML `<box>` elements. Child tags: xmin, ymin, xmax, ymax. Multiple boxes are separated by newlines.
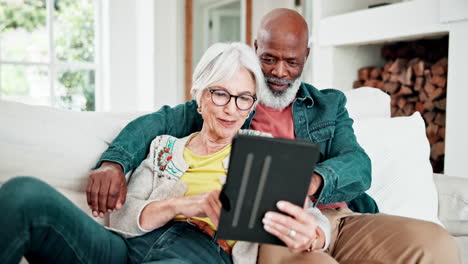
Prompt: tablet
<box><xmin>217</xmin><ymin>134</ymin><xmax>320</xmax><ymax>246</ymax></box>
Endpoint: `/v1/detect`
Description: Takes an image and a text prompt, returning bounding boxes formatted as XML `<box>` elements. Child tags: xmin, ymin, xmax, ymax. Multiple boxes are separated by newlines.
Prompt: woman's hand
<box><xmin>262</xmin><ymin>200</ymin><xmax>325</xmax><ymax>253</ymax></box>
<box><xmin>140</xmin><ymin>190</ymin><xmax>222</xmax><ymax>231</ymax></box>
<box><xmin>174</xmin><ymin>190</ymin><xmax>222</xmax><ymax>227</ymax></box>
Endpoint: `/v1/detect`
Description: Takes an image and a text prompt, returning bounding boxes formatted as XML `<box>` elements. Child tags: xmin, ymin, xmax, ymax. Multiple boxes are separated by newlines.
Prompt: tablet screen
<box><xmin>217</xmin><ymin>134</ymin><xmax>320</xmax><ymax>245</ymax></box>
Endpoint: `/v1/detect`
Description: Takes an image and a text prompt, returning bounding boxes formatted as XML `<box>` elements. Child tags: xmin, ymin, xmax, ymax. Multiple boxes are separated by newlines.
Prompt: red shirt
<box><xmin>250</xmin><ymin>103</ymin><xmax>348</xmax><ymax>210</ymax></box>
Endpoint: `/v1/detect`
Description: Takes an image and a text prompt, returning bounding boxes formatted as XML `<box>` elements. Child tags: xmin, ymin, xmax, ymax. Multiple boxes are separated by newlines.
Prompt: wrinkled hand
<box><xmin>87</xmin><ymin>161</ymin><xmax>127</xmax><ymax>218</ymax></box>
<box><xmin>308</xmin><ymin>173</ymin><xmax>323</xmax><ymax>196</ymax></box>
<box><xmin>262</xmin><ymin>201</ymin><xmax>320</xmax><ymax>253</ymax></box>
<box><xmin>175</xmin><ymin>190</ymin><xmax>222</xmax><ymax>227</ymax></box>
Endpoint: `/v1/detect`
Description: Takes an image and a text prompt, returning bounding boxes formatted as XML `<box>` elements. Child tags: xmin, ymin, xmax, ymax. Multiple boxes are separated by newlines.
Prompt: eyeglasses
<box><xmin>207</xmin><ymin>88</ymin><xmax>257</xmax><ymax>111</ymax></box>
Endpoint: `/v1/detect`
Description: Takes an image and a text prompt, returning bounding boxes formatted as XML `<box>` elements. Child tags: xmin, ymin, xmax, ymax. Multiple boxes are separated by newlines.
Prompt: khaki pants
<box><xmin>258</xmin><ymin>208</ymin><xmax>461</xmax><ymax>264</ymax></box>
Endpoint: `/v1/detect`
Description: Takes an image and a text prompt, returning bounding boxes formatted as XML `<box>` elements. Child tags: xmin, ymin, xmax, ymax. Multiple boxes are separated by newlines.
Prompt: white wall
<box><xmin>101</xmin><ymin>0</ymin><xmax>138</xmax><ymax>112</ymax></box>
<box><xmin>153</xmin><ymin>0</ymin><xmax>185</xmax><ymax>110</ymax></box>
<box><xmin>251</xmin><ymin>0</ymin><xmax>295</xmax><ymax>44</ymax></box>
<box><xmin>100</xmin><ymin>0</ymin><xmax>185</xmax><ymax>112</ymax></box>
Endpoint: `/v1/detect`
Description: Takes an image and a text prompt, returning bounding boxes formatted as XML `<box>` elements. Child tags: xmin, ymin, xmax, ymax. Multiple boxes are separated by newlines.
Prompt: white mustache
<box><xmin>265</xmin><ymin>77</ymin><xmax>294</xmax><ymax>86</ymax></box>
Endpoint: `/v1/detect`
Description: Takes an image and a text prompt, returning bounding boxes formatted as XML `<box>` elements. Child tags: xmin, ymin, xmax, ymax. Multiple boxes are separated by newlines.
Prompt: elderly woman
<box><xmin>0</xmin><ymin>42</ymin><xmax>330</xmax><ymax>264</ymax></box>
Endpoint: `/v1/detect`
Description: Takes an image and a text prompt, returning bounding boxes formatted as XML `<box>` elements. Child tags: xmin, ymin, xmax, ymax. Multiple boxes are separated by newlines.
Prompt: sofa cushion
<box><xmin>0</xmin><ymin>100</ymin><xmax>130</xmax><ymax>192</ymax></box>
<box><xmin>434</xmin><ymin>174</ymin><xmax>468</xmax><ymax>235</ymax></box>
<box><xmin>344</xmin><ymin>87</ymin><xmax>391</xmax><ymax>120</ymax></box>
<box><xmin>353</xmin><ymin>112</ymin><xmax>442</xmax><ymax>225</ymax></box>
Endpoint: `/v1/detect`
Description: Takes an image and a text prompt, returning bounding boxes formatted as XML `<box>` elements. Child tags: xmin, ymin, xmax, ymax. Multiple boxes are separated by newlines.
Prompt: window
<box><xmin>0</xmin><ymin>0</ymin><xmax>100</xmax><ymax>111</ymax></box>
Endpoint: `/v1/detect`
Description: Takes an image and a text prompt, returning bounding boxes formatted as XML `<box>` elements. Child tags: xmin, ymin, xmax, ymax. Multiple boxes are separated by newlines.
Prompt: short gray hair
<box><xmin>191</xmin><ymin>42</ymin><xmax>264</xmax><ymax>107</ymax></box>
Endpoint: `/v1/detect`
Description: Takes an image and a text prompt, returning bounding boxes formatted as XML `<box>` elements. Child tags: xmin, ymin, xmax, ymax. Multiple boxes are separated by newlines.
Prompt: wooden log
<box><xmin>358</xmin><ymin>67</ymin><xmax>373</xmax><ymax>80</ymax></box>
<box><xmin>427</xmin><ymin>133</ymin><xmax>441</xmax><ymax>145</ymax></box>
<box><xmin>353</xmin><ymin>80</ymin><xmax>364</xmax><ymax>89</ymax></box>
<box><xmin>419</xmin><ymin>89</ymin><xmax>429</xmax><ymax>102</ymax></box>
<box><xmin>391</xmin><ymin>106</ymin><xmax>398</xmax><ymax>115</ymax></box>
<box><xmin>397</xmin><ymin>97</ymin><xmax>407</xmax><ymax>109</ymax></box>
<box><xmin>415</xmin><ymin>102</ymin><xmax>425</xmax><ymax>113</ymax></box>
<box><xmin>424</xmin><ymin>101</ymin><xmax>434</xmax><ymax>111</ymax></box>
<box><xmin>413</xmin><ymin>60</ymin><xmax>426</xmax><ymax>76</ymax></box>
<box><xmin>414</xmin><ymin>77</ymin><xmax>424</xmax><ymax>91</ymax></box>
<box><xmin>384</xmin><ymin>60</ymin><xmax>393</xmax><ymax>72</ymax></box>
<box><xmin>426</xmin><ymin>123</ymin><xmax>439</xmax><ymax>136</ymax></box>
<box><xmin>389</xmin><ymin>74</ymin><xmax>399</xmax><ymax>83</ymax></box>
<box><xmin>430</xmin><ymin>141</ymin><xmax>445</xmax><ymax>161</ymax></box>
<box><xmin>439</xmin><ymin>126</ymin><xmax>446</xmax><ymax>139</ymax></box>
<box><xmin>431</xmin><ymin>57</ymin><xmax>448</xmax><ymax>75</ymax></box>
<box><xmin>423</xmin><ymin>111</ymin><xmax>436</xmax><ymax>123</ymax></box>
<box><xmin>384</xmin><ymin>82</ymin><xmax>400</xmax><ymax>94</ymax></box>
<box><xmin>424</xmin><ymin>80</ymin><xmax>435</xmax><ymax>94</ymax></box>
<box><xmin>397</xmin><ymin>85</ymin><xmax>413</xmax><ymax>96</ymax></box>
<box><xmin>403</xmin><ymin>103</ymin><xmax>415</xmax><ymax>116</ymax></box>
<box><xmin>370</xmin><ymin>67</ymin><xmax>383</xmax><ymax>79</ymax></box>
<box><xmin>408</xmin><ymin>57</ymin><xmax>420</xmax><ymax>67</ymax></box>
<box><xmin>431</xmin><ymin>75</ymin><xmax>447</xmax><ymax>88</ymax></box>
<box><xmin>364</xmin><ymin>80</ymin><xmax>384</xmax><ymax>89</ymax></box>
<box><xmin>434</xmin><ymin>99</ymin><xmax>446</xmax><ymax>111</ymax></box>
<box><xmin>388</xmin><ymin>58</ymin><xmax>408</xmax><ymax>73</ymax></box>
<box><xmin>426</xmin><ymin>123</ymin><xmax>440</xmax><ymax>145</ymax></box>
<box><xmin>407</xmin><ymin>96</ymin><xmax>419</xmax><ymax>103</ymax></box>
<box><xmin>434</xmin><ymin>113</ymin><xmax>446</xmax><ymax>126</ymax></box>
<box><xmin>397</xmin><ymin>66</ymin><xmax>413</xmax><ymax>86</ymax></box>
<box><xmin>428</xmin><ymin>87</ymin><xmax>445</xmax><ymax>102</ymax></box>
<box><xmin>381</xmin><ymin>71</ymin><xmax>390</xmax><ymax>82</ymax></box>
<box><xmin>394</xmin><ymin>109</ymin><xmax>405</xmax><ymax>117</ymax></box>
<box><xmin>404</xmin><ymin>66</ymin><xmax>413</xmax><ymax>85</ymax></box>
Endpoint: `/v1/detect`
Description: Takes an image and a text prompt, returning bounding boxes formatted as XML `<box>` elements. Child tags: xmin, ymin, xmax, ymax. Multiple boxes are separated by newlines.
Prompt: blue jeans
<box><xmin>0</xmin><ymin>177</ymin><xmax>232</xmax><ymax>264</ymax></box>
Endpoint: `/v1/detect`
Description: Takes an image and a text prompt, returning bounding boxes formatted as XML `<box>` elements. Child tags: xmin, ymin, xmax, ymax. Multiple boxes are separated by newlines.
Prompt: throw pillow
<box><xmin>352</xmin><ymin>112</ymin><xmax>442</xmax><ymax>225</ymax></box>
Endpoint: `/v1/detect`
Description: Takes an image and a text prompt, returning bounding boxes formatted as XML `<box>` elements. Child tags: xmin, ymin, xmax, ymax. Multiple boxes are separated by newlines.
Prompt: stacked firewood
<box><xmin>353</xmin><ymin>39</ymin><xmax>448</xmax><ymax>173</ymax></box>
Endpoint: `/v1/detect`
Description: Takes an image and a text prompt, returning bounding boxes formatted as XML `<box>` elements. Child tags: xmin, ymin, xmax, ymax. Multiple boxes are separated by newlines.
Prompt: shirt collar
<box><xmin>295</xmin><ymin>83</ymin><xmax>314</xmax><ymax>108</ymax></box>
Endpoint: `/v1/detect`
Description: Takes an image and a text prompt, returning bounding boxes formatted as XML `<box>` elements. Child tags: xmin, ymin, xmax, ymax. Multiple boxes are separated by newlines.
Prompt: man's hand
<box><xmin>262</xmin><ymin>201</ymin><xmax>325</xmax><ymax>253</ymax></box>
<box><xmin>86</xmin><ymin>161</ymin><xmax>127</xmax><ymax>218</ymax></box>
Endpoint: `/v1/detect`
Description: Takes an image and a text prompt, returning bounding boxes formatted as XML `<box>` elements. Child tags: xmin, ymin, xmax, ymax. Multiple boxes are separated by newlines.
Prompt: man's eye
<box><xmin>288</xmin><ymin>61</ymin><xmax>298</xmax><ymax>66</ymax></box>
<box><xmin>262</xmin><ymin>58</ymin><xmax>275</xmax><ymax>63</ymax></box>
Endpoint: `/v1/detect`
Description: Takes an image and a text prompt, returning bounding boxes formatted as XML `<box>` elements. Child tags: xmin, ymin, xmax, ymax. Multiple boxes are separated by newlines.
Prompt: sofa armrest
<box><xmin>434</xmin><ymin>174</ymin><xmax>468</xmax><ymax>236</ymax></box>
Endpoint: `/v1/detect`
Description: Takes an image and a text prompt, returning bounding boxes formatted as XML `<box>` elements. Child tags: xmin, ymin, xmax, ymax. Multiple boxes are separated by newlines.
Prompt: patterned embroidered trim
<box><xmin>157</xmin><ymin>138</ymin><xmax>175</xmax><ymax>172</ymax></box>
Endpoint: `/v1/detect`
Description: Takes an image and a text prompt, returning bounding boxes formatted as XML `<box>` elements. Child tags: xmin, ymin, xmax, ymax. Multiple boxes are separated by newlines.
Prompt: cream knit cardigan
<box><xmin>108</xmin><ymin>130</ymin><xmax>330</xmax><ymax>264</ymax></box>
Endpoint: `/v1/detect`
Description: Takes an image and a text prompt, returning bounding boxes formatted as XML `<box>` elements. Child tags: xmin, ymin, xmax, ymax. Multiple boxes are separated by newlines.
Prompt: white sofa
<box><xmin>1</xmin><ymin>87</ymin><xmax>467</xmax><ymax>263</ymax></box>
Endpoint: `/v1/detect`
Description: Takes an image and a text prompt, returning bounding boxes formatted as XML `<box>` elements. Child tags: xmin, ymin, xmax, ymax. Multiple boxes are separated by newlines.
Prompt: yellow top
<box><xmin>175</xmin><ymin>143</ymin><xmax>236</xmax><ymax>247</ymax></box>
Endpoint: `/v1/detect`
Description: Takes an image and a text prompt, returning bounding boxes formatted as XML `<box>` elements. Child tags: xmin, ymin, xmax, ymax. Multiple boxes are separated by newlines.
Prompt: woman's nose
<box><xmin>224</xmin><ymin>98</ymin><xmax>238</xmax><ymax>113</ymax></box>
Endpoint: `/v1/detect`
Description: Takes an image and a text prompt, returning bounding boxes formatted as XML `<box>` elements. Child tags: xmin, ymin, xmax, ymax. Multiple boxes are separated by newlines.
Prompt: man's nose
<box><xmin>271</xmin><ymin>61</ymin><xmax>288</xmax><ymax>78</ymax></box>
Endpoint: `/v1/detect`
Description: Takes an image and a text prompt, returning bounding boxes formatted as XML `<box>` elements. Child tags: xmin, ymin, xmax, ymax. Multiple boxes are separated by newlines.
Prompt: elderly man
<box><xmin>88</xmin><ymin>8</ymin><xmax>460</xmax><ymax>263</ymax></box>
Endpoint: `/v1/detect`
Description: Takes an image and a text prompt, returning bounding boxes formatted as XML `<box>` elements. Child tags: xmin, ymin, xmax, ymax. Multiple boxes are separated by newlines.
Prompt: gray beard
<box><xmin>258</xmin><ymin>77</ymin><xmax>302</xmax><ymax>110</ymax></box>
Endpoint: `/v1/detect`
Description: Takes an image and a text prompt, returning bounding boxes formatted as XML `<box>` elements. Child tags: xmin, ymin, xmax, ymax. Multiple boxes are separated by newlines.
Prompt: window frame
<box><xmin>0</xmin><ymin>0</ymin><xmax>102</xmax><ymax>111</ymax></box>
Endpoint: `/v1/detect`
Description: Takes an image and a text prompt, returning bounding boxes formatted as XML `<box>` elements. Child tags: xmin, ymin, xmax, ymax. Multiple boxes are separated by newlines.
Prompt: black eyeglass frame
<box><xmin>207</xmin><ymin>88</ymin><xmax>257</xmax><ymax>111</ymax></box>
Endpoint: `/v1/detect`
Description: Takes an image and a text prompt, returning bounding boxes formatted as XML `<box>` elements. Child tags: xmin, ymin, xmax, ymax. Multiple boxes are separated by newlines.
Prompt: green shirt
<box><xmin>97</xmin><ymin>83</ymin><xmax>378</xmax><ymax>213</ymax></box>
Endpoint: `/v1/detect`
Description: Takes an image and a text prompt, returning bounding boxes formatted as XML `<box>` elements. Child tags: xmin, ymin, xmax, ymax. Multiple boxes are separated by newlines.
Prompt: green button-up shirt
<box><xmin>97</xmin><ymin>83</ymin><xmax>378</xmax><ymax>213</ymax></box>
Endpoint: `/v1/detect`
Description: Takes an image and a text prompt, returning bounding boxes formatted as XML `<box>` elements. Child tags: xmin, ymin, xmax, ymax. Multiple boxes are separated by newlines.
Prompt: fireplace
<box><xmin>353</xmin><ymin>37</ymin><xmax>448</xmax><ymax>173</ymax></box>
<box><xmin>310</xmin><ymin>0</ymin><xmax>468</xmax><ymax>178</ymax></box>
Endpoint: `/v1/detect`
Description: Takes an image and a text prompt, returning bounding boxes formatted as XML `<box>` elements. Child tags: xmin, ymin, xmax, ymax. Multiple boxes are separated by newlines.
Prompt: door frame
<box><xmin>184</xmin><ymin>0</ymin><xmax>252</xmax><ymax>101</ymax></box>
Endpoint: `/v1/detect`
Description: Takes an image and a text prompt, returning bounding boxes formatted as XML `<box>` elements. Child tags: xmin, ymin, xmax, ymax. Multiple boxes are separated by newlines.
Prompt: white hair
<box><xmin>190</xmin><ymin>42</ymin><xmax>265</xmax><ymax>108</ymax></box>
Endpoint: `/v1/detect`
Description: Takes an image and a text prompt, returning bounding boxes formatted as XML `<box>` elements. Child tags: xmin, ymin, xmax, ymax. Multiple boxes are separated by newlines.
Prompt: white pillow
<box><xmin>0</xmin><ymin>100</ymin><xmax>130</xmax><ymax>192</ymax></box>
<box><xmin>353</xmin><ymin>112</ymin><xmax>442</xmax><ymax>226</ymax></box>
<box><xmin>344</xmin><ymin>87</ymin><xmax>391</xmax><ymax>120</ymax></box>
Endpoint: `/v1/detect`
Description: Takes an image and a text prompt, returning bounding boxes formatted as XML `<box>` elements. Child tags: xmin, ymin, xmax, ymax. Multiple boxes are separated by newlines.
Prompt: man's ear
<box><xmin>306</xmin><ymin>47</ymin><xmax>310</xmax><ymax>59</ymax></box>
<box><xmin>254</xmin><ymin>40</ymin><xmax>258</xmax><ymax>51</ymax></box>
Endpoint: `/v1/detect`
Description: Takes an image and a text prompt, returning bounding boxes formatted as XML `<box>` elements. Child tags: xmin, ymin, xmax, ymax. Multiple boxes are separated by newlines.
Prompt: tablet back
<box><xmin>217</xmin><ymin>134</ymin><xmax>320</xmax><ymax>245</ymax></box>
